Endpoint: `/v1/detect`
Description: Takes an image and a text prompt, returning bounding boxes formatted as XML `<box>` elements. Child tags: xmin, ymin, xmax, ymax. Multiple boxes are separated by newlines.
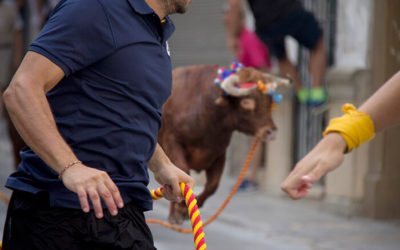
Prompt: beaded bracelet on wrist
<box><xmin>58</xmin><ymin>160</ymin><xmax>82</xmax><ymax>179</ymax></box>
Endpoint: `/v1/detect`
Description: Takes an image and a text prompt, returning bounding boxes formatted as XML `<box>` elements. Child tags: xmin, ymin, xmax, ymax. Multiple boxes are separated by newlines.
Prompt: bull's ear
<box><xmin>214</xmin><ymin>96</ymin><xmax>228</xmax><ymax>106</ymax></box>
<box><xmin>240</xmin><ymin>98</ymin><xmax>256</xmax><ymax>111</ymax></box>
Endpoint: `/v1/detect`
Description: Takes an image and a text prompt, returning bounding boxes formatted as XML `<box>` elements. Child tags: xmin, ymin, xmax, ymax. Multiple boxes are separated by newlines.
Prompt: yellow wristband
<box><xmin>323</xmin><ymin>103</ymin><xmax>375</xmax><ymax>153</ymax></box>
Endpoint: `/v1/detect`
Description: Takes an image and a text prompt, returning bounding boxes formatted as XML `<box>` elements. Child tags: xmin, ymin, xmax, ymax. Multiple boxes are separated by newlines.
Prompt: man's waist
<box><xmin>6</xmin><ymin>177</ymin><xmax>153</xmax><ymax>211</ymax></box>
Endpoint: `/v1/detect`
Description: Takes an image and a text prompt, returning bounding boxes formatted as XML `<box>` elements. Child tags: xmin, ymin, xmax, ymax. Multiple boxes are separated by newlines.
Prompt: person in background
<box><xmin>2</xmin><ymin>0</ymin><xmax>194</xmax><ymax>249</ymax></box>
<box><xmin>281</xmin><ymin>71</ymin><xmax>400</xmax><ymax>199</ymax></box>
<box><xmin>226</xmin><ymin>0</ymin><xmax>327</xmax><ymax>106</ymax></box>
<box><xmin>223</xmin><ymin>3</ymin><xmax>271</xmax><ymax>191</ymax></box>
<box><xmin>223</xmin><ymin>3</ymin><xmax>272</xmax><ymax>71</ymax></box>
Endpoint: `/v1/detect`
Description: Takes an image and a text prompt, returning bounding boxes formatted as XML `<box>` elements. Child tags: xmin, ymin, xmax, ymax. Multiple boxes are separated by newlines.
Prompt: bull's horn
<box><xmin>263</xmin><ymin>72</ymin><xmax>292</xmax><ymax>86</ymax></box>
<box><xmin>220</xmin><ymin>74</ymin><xmax>257</xmax><ymax>96</ymax></box>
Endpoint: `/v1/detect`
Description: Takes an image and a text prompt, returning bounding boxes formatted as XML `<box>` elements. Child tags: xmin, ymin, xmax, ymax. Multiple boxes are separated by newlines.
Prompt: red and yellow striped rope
<box><xmin>150</xmin><ymin>183</ymin><xmax>207</xmax><ymax>250</ymax></box>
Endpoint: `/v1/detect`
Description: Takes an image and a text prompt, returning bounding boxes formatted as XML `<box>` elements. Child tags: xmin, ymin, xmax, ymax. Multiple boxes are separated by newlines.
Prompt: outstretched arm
<box><xmin>148</xmin><ymin>143</ymin><xmax>195</xmax><ymax>202</ymax></box>
<box><xmin>281</xmin><ymin>71</ymin><xmax>400</xmax><ymax>199</ymax></box>
<box><xmin>4</xmin><ymin>51</ymin><xmax>124</xmax><ymax>218</ymax></box>
<box><xmin>359</xmin><ymin>71</ymin><xmax>400</xmax><ymax>133</ymax></box>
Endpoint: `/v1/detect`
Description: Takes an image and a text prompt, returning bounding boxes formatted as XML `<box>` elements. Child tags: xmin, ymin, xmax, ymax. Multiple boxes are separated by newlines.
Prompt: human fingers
<box><xmin>281</xmin><ymin>178</ymin><xmax>306</xmax><ymax>199</ymax></box>
<box><xmin>169</xmin><ymin>179</ymin><xmax>184</xmax><ymax>203</ymax></box>
<box><xmin>284</xmin><ymin>162</ymin><xmax>331</xmax><ymax>199</ymax></box>
<box><xmin>162</xmin><ymin>184</ymin><xmax>179</xmax><ymax>202</ymax></box>
<box><xmin>104</xmin><ymin>178</ymin><xmax>124</xmax><ymax>209</ymax></box>
<box><xmin>183</xmin><ymin>174</ymin><xmax>195</xmax><ymax>189</ymax></box>
<box><xmin>77</xmin><ymin>186</ymin><xmax>90</xmax><ymax>213</ymax></box>
<box><xmin>97</xmin><ymin>182</ymin><xmax>118</xmax><ymax>216</ymax></box>
<box><xmin>281</xmin><ymin>166</ymin><xmax>313</xmax><ymax>200</ymax></box>
<box><xmin>87</xmin><ymin>186</ymin><xmax>103</xmax><ymax>218</ymax></box>
<box><xmin>302</xmin><ymin>157</ymin><xmax>337</xmax><ymax>184</ymax></box>
<box><xmin>294</xmin><ymin>177</ymin><xmax>314</xmax><ymax>199</ymax></box>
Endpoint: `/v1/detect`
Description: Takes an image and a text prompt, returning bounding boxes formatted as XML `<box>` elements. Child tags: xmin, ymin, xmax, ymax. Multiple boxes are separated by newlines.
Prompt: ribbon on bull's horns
<box><xmin>214</xmin><ymin>60</ymin><xmax>283</xmax><ymax>107</ymax></box>
<box><xmin>214</xmin><ymin>59</ymin><xmax>244</xmax><ymax>87</ymax></box>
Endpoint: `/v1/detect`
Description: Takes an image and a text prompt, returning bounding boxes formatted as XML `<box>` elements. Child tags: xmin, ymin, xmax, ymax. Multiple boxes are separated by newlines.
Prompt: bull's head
<box><xmin>215</xmin><ymin>66</ymin><xmax>291</xmax><ymax>141</ymax></box>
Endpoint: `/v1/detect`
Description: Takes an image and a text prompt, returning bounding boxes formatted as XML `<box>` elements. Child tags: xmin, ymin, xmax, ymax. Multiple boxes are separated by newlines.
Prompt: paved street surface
<box><xmin>148</xmin><ymin>176</ymin><xmax>400</xmax><ymax>250</ymax></box>
<box><xmin>0</xmin><ymin>118</ymin><xmax>399</xmax><ymax>249</ymax></box>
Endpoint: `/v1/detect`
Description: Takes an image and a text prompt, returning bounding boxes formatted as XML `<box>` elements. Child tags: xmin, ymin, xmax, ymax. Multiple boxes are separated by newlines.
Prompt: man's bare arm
<box><xmin>4</xmin><ymin>51</ymin><xmax>124</xmax><ymax>218</ymax></box>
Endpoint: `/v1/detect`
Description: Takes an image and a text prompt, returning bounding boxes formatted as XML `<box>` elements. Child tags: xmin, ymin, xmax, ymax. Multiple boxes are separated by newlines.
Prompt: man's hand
<box><xmin>281</xmin><ymin>133</ymin><xmax>346</xmax><ymax>199</ymax></box>
<box><xmin>148</xmin><ymin>144</ymin><xmax>195</xmax><ymax>202</ymax></box>
<box><xmin>152</xmin><ymin>162</ymin><xmax>195</xmax><ymax>202</ymax></box>
<box><xmin>61</xmin><ymin>164</ymin><xmax>124</xmax><ymax>218</ymax></box>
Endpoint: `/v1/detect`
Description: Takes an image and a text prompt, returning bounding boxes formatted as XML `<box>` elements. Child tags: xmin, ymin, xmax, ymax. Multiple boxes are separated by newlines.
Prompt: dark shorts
<box><xmin>256</xmin><ymin>8</ymin><xmax>323</xmax><ymax>59</ymax></box>
<box><xmin>2</xmin><ymin>190</ymin><xmax>157</xmax><ymax>250</ymax></box>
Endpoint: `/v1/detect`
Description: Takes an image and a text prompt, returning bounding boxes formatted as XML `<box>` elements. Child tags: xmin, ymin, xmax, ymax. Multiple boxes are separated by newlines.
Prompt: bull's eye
<box><xmin>240</xmin><ymin>98</ymin><xmax>256</xmax><ymax>111</ymax></box>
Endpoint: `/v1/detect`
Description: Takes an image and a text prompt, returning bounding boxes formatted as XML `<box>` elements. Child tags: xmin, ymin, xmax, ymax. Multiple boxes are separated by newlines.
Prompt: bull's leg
<box><xmin>196</xmin><ymin>154</ymin><xmax>225</xmax><ymax>208</ymax></box>
<box><xmin>162</xmin><ymin>138</ymin><xmax>191</xmax><ymax>225</ymax></box>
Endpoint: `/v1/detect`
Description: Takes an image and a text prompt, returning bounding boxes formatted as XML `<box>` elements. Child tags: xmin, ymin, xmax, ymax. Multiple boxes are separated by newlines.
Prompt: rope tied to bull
<box><xmin>146</xmin><ymin>139</ymin><xmax>259</xmax><ymax>244</ymax></box>
<box><xmin>0</xmin><ymin>141</ymin><xmax>260</xmax><ymax>250</ymax></box>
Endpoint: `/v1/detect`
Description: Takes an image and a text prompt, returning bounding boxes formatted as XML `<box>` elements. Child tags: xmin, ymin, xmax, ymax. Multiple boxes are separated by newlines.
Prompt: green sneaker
<box><xmin>296</xmin><ymin>87</ymin><xmax>309</xmax><ymax>104</ymax></box>
<box><xmin>309</xmin><ymin>87</ymin><xmax>327</xmax><ymax>106</ymax></box>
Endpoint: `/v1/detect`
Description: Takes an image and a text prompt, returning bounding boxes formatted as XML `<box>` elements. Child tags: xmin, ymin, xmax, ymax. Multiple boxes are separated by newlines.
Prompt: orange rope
<box><xmin>146</xmin><ymin>139</ymin><xmax>259</xmax><ymax>232</ymax></box>
<box><xmin>0</xmin><ymin>139</ymin><xmax>259</xmax><ymax>249</ymax></box>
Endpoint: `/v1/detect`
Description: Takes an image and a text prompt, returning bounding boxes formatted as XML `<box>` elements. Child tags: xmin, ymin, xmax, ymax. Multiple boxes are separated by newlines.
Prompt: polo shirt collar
<box><xmin>127</xmin><ymin>0</ymin><xmax>175</xmax><ymax>40</ymax></box>
<box><xmin>127</xmin><ymin>0</ymin><xmax>154</xmax><ymax>15</ymax></box>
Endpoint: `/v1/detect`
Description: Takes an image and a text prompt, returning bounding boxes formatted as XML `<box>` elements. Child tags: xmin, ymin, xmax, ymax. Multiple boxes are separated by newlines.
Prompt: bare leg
<box><xmin>309</xmin><ymin>37</ymin><xmax>326</xmax><ymax>88</ymax></box>
<box><xmin>246</xmin><ymin>141</ymin><xmax>264</xmax><ymax>183</ymax></box>
<box><xmin>278</xmin><ymin>56</ymin><xmax>302</xmax><ymax>90</ymax></box>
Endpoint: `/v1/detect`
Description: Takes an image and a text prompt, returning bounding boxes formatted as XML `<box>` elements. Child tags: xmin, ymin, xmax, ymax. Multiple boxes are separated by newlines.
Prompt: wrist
<box><xmin>324</xmin><ymin>132</ymin><xmax>347</xmax><ymax>154</ymax></box>
<box><xmin>148</xmin><ymin>158</ymin><xmax>171</xmax><ymax>173</ymax></box>
<box><xmin>148</xmin><ymin>144</ymin><xmax>172</xmax><ymax>172</ymax></box>
<box><xmin>58</xmin><ymin>160</ymin><xmax>82</xmax><ymax>179</ymax></box>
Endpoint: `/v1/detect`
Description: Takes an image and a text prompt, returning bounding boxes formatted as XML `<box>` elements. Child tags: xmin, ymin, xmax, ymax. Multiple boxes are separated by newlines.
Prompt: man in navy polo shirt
<box><xmin>2</xmin><ymin>0</ymin><xmax>194</xmax><ymax>249</ymax></box>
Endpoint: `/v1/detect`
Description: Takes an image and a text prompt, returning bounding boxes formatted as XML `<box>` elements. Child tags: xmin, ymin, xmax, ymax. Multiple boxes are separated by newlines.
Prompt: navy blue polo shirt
<box><xmin>6</xmin><ymin>0</ymin><xmax>175</xmax><ymax>211</ymax></box>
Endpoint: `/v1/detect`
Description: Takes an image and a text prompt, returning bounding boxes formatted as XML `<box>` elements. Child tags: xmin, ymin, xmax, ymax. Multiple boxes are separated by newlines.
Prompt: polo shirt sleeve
<box><xmin>29</xmin><ymin>0</ymin><xmax>116</xmax><ymax>76</ymax></box>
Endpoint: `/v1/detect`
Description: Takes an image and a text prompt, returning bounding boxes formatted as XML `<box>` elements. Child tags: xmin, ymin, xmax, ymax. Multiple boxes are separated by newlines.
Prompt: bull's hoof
<box><xmin>168</xmin><ymin>207</ymin><xmax>189</xmax><ymax>225</ymax></box>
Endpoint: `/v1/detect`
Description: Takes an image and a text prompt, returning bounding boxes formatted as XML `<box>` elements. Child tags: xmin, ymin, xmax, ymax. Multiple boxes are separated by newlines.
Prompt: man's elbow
<box><xmin>3</xmin><ymin>84</ymin><xmax>15</xmax><ymax>110</ymax></box>
<box><xmin>3</xmin><ymin>78</ymin><xmax>26</xmax><ymax>113</ymax></box>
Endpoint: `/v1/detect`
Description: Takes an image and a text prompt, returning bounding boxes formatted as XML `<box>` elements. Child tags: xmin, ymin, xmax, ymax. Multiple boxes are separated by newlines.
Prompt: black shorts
<box><xmin>256</xmin><ymin>8</ymin><xmax>323</xmax><ymax>59</ymax></box>
<box><xmin>2</xmin><ymin>190</ymin><xmax>157</xmax><ymax>250</ymax></box>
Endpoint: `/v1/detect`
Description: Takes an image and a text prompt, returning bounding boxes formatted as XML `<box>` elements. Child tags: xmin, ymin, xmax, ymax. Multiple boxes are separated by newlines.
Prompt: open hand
<box><xmin>61</xmin><ymin>164</ymin><xmax>124</xmax><ymax>218</ymax></box>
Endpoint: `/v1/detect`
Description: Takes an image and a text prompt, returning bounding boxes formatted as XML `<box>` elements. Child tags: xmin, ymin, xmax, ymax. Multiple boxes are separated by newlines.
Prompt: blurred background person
<box><xmin>223</xmin><ymin>3</ymin><xmax>272</xmax><ymax>71</ymax></box>
<box><xmin>223</xmin><ymin>3</ymin><xmax>272</xmax><ymax>191</ymax></box>
<box><xmin>226</xmin><ymin>0</ymin><xmax>327</xmax><ymax>106</ymax></box>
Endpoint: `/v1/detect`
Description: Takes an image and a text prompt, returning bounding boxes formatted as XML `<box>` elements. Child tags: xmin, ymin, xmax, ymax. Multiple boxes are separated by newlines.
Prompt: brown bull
<box><xmin>158</xmin><ymin>64</ymin><xmax>290</xmax><ymax>224</ymax></box>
